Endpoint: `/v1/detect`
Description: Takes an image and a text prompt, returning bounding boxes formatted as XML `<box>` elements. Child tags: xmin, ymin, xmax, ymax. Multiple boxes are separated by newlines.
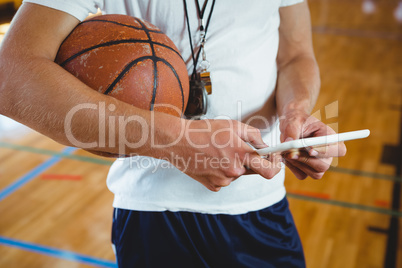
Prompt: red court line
<box><xmin>287</xmin><ymin>190</ymin><xmax>330</xmax><ymax>200</ymax></box>
<box><xmin>41</xmin><ymin>174</ymin><xmax>82</xmax><ymax>181</ymax></box>
<box><xmin>374</xmin><ymin>200</ymin><xmax>390</xmax><ymax>208</ymax></box>
<box><xmin>312</xmin><ymin>26</ymin><xmax>402</xmax><ymax>41</ymax></box>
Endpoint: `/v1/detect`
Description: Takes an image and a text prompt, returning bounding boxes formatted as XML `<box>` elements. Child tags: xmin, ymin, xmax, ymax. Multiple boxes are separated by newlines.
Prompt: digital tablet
<box><xmin>256</xmin><ymin>129</ymin><xmax>370</xmax><ymax>156</ymax></box>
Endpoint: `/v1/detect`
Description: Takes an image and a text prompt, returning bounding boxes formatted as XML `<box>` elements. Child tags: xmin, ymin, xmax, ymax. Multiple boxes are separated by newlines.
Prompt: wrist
<box><xmin>280</xmin><ymin>99</ymin><xmax>312</xmax><ymax>117</ymax></box>
<box><xmin>143</xmin><ymin>113</ymin><xmax>185</xmax><ymax>158</ymax></box>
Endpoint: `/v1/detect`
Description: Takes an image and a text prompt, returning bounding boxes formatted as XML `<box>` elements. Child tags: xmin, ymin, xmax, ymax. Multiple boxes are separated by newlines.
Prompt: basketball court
<box><xmin>0</xmin><ymin>0</ymin><xmax>401</xmax><ymax>267</ymax></box>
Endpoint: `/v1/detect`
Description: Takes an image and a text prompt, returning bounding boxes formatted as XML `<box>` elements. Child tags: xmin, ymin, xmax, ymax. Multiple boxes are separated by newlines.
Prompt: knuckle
<box><xmin>208</xmin><ymin>185</ymin><xmax>221</xmax><ymax>192</ymax></box>
<box><xmin>250</xmin><ymin>127</ymin><xmax>261</xmax><ymax>135</ymax></box>
<box><xmin>316</xmin><ymin>163</ymin><xmax>329</xmax><ymax>173</ymax></box>
<box><xmin>225</xmin><ymin>168</ymin><xmax>244</xmax><ymax>178</ymax></box>
<box><xmin>221</xmin><ymin>178</ymin><xmax>232</xmax><ymax>187</ymax></box>
<box><xmin>311</xmin><ymin>172</ymin><xmax>324</xmax><ymax>180</ymax></box>
<box><xmin>297</xmin><ymin>174</ymin><xmax>308</xmax><ymax>180</ymax></box>
<box><xmin>263</xmin><ymin>166</ymin><xmax>280</xmax><ymax>180</ymax></box>
<box><xmin>264</xmin><ymin>172</ymin><xmax>276</xmax><ymax>180</ymax></box>
<box><xmin>340</xmin><ymin>146</ymin><xmax>347</xmax><ymax>156</ymax></box>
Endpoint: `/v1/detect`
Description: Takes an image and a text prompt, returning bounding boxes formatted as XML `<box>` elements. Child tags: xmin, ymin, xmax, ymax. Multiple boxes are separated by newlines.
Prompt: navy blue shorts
<box><xmin>111</xmin><ymin>197</ymin><xmax>305</xmax><ymax>267</ymax></box>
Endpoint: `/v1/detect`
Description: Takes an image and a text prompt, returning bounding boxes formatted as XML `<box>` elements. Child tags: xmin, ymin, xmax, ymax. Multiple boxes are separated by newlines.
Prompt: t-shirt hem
<box><xmin>112</xmin><ymin>187</ymin><xmax>286</xmax><ymax>215</ymax></box>
<box><xmin>280</xmin><ymin>0</ymin><xmax>304</xmax><ymax>7</ymax></box>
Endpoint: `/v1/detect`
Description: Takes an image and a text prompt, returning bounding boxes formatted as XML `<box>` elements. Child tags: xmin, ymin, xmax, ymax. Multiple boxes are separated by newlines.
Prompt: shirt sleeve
<box><xmin>280</xmin><ymin>0</ymin><xmax>304</xmax><ymax>7</ymax></box>
<box><xmin>22</xmin><ymin>0</ymin><xmax>104</xmax><ymax>21</ymax></box>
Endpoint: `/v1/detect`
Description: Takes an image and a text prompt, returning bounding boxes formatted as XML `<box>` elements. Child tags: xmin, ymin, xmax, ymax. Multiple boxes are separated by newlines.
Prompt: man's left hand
<box><xmin>280</xmin><ymin>109</ymin><xmax>347</xmax><ymax>180</ymax></box>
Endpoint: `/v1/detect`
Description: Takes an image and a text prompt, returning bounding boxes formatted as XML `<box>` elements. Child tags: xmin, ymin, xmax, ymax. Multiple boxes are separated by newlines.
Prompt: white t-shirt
<box><xmin>24</xmin><ymin>0</ymin><xmax>304</xmax><ymax>214</ymax></box>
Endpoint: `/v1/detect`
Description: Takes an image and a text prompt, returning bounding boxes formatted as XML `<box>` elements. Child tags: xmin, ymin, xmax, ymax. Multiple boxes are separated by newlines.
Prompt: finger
<box><xmin>286</xmin><ymin>159</ymin><xmax>325</xmax><ymax>180</ymax></box>
<box><xmin>306</xmin><ymin>141</ymin><xmax>347</xmax><ymax>158</ymax></box>
<box><xmin>245</xmin><ymin>153</ymin><xmax>282</xmax><ymax>180</ymax></box>
<box><xmin>302</xmin><ymin>121</ymin><xmax>346</xmax><ymax>156</ymax></box>
<box><xmin>302</xmin><ymin>120</ymin><xmax>335</xmax><ymax>138</ymax></box>
<box><xmin>284</xmin><ymin>160</ymin><xmax>308</xmax><ymax>180</ymax></box>
<box><xmin>207</xmin><ymin>185</ymin><xmax>222</xmax><ymax>192</ymax></box>
<box><xmin>280</xmin><ymin>133</ymin><xmax>286</xmax><ymax>143</ymax></box>
<box><xmin>287</xmin><ymin>150</ymin><xmax>332</xmax><ymax>172</ymax></box>
<box><xmin>243</xmin><ymin>167</ymin><xmax>257</xmax><ymax>175</ymax></box>
<box><xmin>281</xmin><ymin>120</ymin><xmax>304</xmax><ymax>142</ymax></box>
<box><xmin>243</xmin><ymin>153</ymin><xmax>281</xmax><ymax>175</ymax></box>
<box><xmin>223</xmin><ymin>164</ymin><xmax>247</xmax><ymax>179</ymax></box>
<box><xmin>286</xmin><ymin>156</ymin><xmax>331</xmax><ymax>180</ymax></box>
<box><xmin>235</xmin><ymin>121</ymin><xmax>267</xmax><ymax>149</ymax></box>
<box><xmin>205</xmin><ymin>176</ymin><xmax>235</xmax><ymax>192</ymax></box>
<box><xmin>286</xmin><ymin>148</ymin><xmax>301</xmax><ymax>160</ymax></box>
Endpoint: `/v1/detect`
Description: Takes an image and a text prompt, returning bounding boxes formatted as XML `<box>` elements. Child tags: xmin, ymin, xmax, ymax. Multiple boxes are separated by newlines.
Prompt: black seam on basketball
<box><xmin>59</xmin><ymin>39</ymin><xmax>182</xmax><ymax>67</ymax></box>
<box><xmin>150</xmin><ymin>60</ymin><xmax>158</xmax><ymax>111</ymax></box>
<box><xmin>135</xmin><ymin>18</ymin><xmax>159</xmax><ymax>112</ymax></box>
<box><xmin>104</xmin><ymin>56</ymin><xmax>154</xmax><ymax>95</ymax></box>
<box><xmin>157</xmin><ymin>59</ymin><xmax>185</xmax><ymax>113</ymax></box>
<box><xmin>153</xmin><ymin>43</ymin><xmax>183</xmax><ymax>60</ymax></box>
<box><xmin>81</xmin><ymin>19</ymin><xmax>163</xmax><ymax>34</ymax></box>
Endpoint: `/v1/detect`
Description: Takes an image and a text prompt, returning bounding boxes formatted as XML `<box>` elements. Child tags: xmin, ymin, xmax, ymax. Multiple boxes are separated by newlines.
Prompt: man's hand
<box><xmin>280</xmin><ymin>109</ymin><xmax>347</xmax><ymax>180</ymax></box>
<box><xmin>166</xmin><ymin>119</ymin><xmax>282</xmax><ymax>192</ymax></box>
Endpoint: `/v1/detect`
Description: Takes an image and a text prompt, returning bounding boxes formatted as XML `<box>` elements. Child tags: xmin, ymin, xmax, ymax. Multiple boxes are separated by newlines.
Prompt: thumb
<box><xmin>280</xmin><ymin>118</ymin><xmax>305</xmax><ymax>159</ymax></box>
<box><xmin>281</xmin><ymin>122</ymin><xmax>303</xmax><ymax>143</ymax></box>
<box><xmin>235</xmin><ymin>121</ymin><xmax>267</xmax><ymax>149</ymax></box>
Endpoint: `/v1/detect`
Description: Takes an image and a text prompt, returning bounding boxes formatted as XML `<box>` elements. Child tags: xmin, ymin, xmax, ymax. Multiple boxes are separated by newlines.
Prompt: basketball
<box><xmin>55</xmin><ymin>14</ymin><xmax>189</xmax><ymax>117</ymax></box>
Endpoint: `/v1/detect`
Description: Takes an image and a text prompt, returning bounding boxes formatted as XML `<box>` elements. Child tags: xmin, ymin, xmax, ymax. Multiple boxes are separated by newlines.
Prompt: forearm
<box><xmin>0</xmin><ymin>55</ymin><xmax>182</xmax><ymax>157</ymax></box>
<box><xmin>0</xmin><ymin>3</ymin><xmax>184</xmax><ymax>158</ymax></box>
<box><xmin>276</xmin><ymin>1</ymin><xmax>320</xmax><ymax>118</ymax></box>
<box><xmin>276</xmin><ymin>54</ymin><xmax>320</xmax><ymax>117</ymax></box>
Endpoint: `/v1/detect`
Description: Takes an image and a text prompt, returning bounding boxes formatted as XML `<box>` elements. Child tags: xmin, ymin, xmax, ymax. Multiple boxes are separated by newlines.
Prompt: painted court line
<box><xmin>0</xmin><ymin>236</ymin><xmax>117</xmax><ymax>268</ymax></box>
<box><xmin>312</xmin><ymin>26</ymin><xmax>402</xmax><ymax>41</ymax></box>
<box><xmin>0</xmin><ymin>142</ymin><xmax>113</xmax><ymax>166</ymax></box>
<box><xmin>375</xmin><ymin>200</ymin><xmax>390</xmax><ymax>208</ymax></box>
<box><xmin>0</xmin><ymin>147</ymin><xmax>77</xmax><ymax>202</ymax></box>
<box><xmin>287</xmin><ymin>190</ymin><xmax>330</xmax><ymax>200</ymax></box>
<box><xmin>1</xmin><ymin>141</ymin><xmax>401</xmax><ymax>183</ymax></box>
<box><xmin>1</xmin><ymin>142</ymin><xmax>401</xmax><ymax>217</ymax></box>
<box><xmin>41</xmin><ymin>174</ymin><xmax>83</xmax><ymax>181</ymax></box>
<box><xmin>329</xmin><ymin>166</ymin><xmax>402</xmax><ymax>183</ymax></box>
<box><xmin>287</xmin><ymin>193</ymin><xmax>402</xmax><ymax>217</ymax></box>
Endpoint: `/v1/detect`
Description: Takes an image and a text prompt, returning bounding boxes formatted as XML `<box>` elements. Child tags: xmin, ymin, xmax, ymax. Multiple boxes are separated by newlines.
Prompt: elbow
<box><xmin>0</xmin><ymin>50</ymin><xmax>26</xmax><ymax>118</ymax></box>
<box><xmin>277</xmin><ymin>52</ymin><xmax>317</xmax><ymax>71</ymax></box>
<box><xmin>0</xmin><ymin>57</ymin><xmax>9</xmax><ymax>116</ymax></box>
<box><xmin>0</xmin><ymin>56</ymin><xmax>13</xmax><ymax>117</ymax></box>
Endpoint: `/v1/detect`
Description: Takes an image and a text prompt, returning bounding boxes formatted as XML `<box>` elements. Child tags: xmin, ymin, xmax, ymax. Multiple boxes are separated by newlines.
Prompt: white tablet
<box><xmin>256</xmin><ymin>129</ymin><xmax>370</xmax><ymax>156</ymax></box>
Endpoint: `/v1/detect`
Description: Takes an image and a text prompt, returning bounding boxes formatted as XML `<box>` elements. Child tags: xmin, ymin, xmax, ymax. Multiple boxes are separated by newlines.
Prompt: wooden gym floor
<box><xmin>0</xmin><ymin>0</ymin><xmax>401</xmax><ymax>267</ymax></box>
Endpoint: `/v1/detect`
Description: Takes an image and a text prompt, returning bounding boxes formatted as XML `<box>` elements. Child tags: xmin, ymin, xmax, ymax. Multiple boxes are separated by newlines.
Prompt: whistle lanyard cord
<box><xmin>183</xmin><ymin>0</ymin><xmax>216</xmax><ymax>80</ymax></box>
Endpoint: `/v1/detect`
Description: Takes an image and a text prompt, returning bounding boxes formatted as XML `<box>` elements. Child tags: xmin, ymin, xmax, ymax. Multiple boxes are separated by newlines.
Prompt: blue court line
<box><xmin>0</xmin><ymin>147</ymin><xmax>77</xmax><ymax>202</ymax></box>
<box><xmin>0</xmin><ymin>236</ymin><xmax>117</xmax><ymax>268</ymax></box>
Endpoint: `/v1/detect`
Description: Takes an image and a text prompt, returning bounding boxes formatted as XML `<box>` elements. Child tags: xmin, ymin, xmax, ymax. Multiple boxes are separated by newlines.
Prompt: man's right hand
<box><xmin>161</xmin><ymin>119</ymin><xmax>282</xmax><ymax>192</ymax></box>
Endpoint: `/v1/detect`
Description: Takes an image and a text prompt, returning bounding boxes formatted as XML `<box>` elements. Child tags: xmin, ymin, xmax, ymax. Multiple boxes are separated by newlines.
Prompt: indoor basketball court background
<box><xmin>0</xmin><ymin>0</ymin><xmax>401</xmax><ymax>267</ymax></box>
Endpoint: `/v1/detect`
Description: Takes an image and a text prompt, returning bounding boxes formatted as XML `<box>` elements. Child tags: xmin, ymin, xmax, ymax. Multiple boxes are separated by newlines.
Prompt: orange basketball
<box><xmin>55</xmin><ymin>14</ymin><xmax>189</xmax><ymax>117</ymax></box>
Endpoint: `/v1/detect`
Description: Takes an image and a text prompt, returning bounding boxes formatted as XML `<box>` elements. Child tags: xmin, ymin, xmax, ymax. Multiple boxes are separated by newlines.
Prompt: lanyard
<box><xmin>183</xmin><ymin>0</ymin><xmax>216</xmax><ymax>80</ymax></box>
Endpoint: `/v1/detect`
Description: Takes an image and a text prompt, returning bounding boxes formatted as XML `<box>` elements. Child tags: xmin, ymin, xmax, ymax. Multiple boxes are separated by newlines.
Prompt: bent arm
<box><xmin>0</xmin><ymin>3</ymin><xmax>181</xmax><ymax>156</ymax></box>
<box><xmin>0</xmin><ymin>3</ymin><xmax>283</xmax><ymax>189</ymax></box>
<box><xmin>276</xmin><ymin>1</ymin><xmax>320</xmax><ymax>125</ymax></box>
<box><xmin>275</xmin><ymin>2</ymin><xmax>346</xmax><ymax>180</ymax></box>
